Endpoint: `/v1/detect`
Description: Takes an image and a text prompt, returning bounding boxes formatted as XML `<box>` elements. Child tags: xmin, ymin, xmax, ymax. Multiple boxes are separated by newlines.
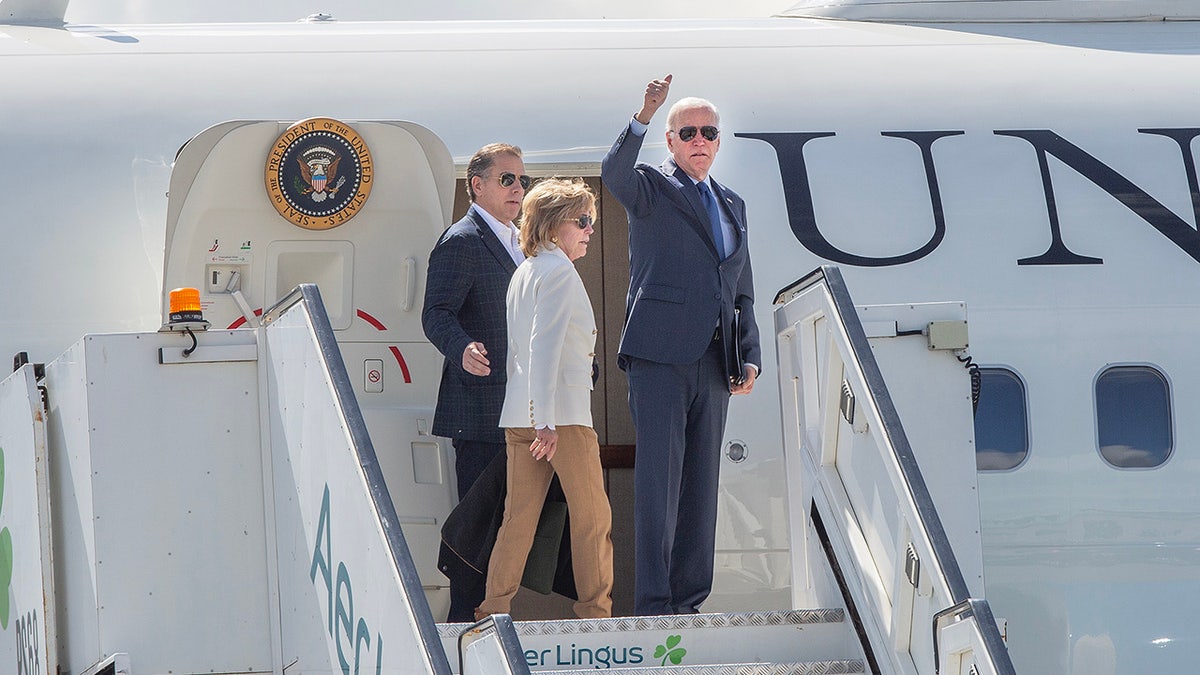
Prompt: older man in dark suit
<box><xmin>602</xmin><ymin>75</ymin><xmax>761</xmax><ymax>616</ymax></box>
<box><xmin>423</xmin><ymin>143</ymin><xmax>529</xmax><ymax>621</ymax></box>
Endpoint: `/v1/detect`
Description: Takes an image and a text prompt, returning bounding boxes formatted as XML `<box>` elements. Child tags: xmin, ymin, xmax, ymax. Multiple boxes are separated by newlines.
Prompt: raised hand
<box><xmin>636</xmin><ymin>74</ymin><xmax>673</xmax><ymax>125</ymax></box>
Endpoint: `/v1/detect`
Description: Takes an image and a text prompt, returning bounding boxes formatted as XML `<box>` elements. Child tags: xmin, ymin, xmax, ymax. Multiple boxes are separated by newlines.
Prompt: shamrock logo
<box><xmin>0</xmin><ymin>446</ymin><xmax>10</xmax><ymax>630</ymax></box>
<box><xmin>654</xmin><ymin>634</ymin><xmax>686</xmax><ymax>666</ymax></box>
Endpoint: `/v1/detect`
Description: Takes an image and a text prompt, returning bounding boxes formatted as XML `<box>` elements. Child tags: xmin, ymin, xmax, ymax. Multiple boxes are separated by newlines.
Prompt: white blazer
<box><xmin>499</xmin><ymin>245</ymin><xmax>597</xmax><ymax>430</ymax></box>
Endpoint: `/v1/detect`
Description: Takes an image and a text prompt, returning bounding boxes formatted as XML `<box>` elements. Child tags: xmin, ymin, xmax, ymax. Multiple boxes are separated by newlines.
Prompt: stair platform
<box><xmin>440</xmin><ymin>609</ymin><xmax>865</xmax><ymax>673</ymax></box>
<box><xmin>539</xmin><ymin>661</ymin><xmax>865</xmax><ymax>674</ymax></box>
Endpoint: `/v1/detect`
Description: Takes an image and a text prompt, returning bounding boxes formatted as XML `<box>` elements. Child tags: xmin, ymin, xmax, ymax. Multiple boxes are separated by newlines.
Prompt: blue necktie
<box><xmin>697</xmin><ymin>180</ymin><xmax>725</xmax><ymax>260</ymax></box>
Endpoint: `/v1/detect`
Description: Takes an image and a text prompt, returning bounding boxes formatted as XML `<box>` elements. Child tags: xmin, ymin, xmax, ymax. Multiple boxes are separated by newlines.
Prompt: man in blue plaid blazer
<box><xmin>423</xmin><ymin>143</ymin><xmax>529</xmax><ymax>621</ymax></box>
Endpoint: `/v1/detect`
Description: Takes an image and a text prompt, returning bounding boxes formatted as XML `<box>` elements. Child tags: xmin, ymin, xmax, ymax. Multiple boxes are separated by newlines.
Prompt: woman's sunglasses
<box><xmin>566</xmin><ymin>214</ymin><xmax>594</xmax><ymax>229</ymax></box>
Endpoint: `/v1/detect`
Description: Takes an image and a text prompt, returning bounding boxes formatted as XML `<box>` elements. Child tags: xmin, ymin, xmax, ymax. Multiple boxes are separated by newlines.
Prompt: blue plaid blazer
<box><xmin>422</xmin><ymin>207</ymin><xmax>519</xmax><ymax>442</ymax></box>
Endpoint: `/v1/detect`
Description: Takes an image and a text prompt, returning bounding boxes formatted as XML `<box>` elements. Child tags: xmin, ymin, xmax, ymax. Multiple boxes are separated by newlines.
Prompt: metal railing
<box><xmin>458</xmin><ymin>614</ymin><xmax>532</xmax><ymax>675</ymax></box>
<box><xmin>261</xmin><ymin>284</ymin><xmax>453</xmax><ymax>675</ymax></box>
<box><xmin>933</xmin><ymin>600</ymin><xmax>1011</xmax><ymax>675</ymax></box>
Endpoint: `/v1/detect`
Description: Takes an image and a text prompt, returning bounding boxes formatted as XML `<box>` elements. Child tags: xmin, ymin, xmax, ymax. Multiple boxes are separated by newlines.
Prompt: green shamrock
<box><xmin>654</xmin><ymin>634</ymin><xmax>686</xmax><ymax>666</ymax></box>
<box><xmin>0</xmin><ymin>446</ymin><xmax>9</xmax><ymax>630</ymax></box>
<box><xmin>0</xmin><ymin>527</ymin><xmax>10</xmax><ymax>629</ymax></box>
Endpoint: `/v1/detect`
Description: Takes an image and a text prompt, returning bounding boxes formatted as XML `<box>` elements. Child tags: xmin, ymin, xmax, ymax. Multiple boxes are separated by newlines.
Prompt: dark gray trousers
<box><xmin>627</xmin><ymin>337</ymin><xmax>730</xmax><ymax>615</ymax></box>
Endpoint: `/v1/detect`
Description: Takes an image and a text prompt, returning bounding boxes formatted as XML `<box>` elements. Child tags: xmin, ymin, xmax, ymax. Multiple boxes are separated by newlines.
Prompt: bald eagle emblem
<box><xmin>265</xmin><ymin>117</ymin><xmax>373</xmax><ymax>230</ymax></box>
<box><xmin>297</xmin><ymin>146</ymin><xmax>346</xmax><ymax>202</ymax></box>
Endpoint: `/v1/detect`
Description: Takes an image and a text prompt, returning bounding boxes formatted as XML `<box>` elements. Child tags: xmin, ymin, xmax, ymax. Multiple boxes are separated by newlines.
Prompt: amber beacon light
<box><xmin>163</xmin><ymin>287</ymin><xmax>210</xmax><ymax>358</ymax></box>
<box><xmin>168</xmin><ymin>287</ymin><xmax>204</xmax><ymax>323</ymax></box>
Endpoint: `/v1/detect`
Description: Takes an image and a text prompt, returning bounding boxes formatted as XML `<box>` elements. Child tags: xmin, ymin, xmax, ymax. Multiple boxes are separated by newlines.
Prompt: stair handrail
<box><xmin>262</xmin><ymin>284</ymin><xmax>453</xmax><ymax>675</ymax></box>
<box><xmin>933</xmin><ymin>599</ymin><xmax>1010</xmax><ymax>675</ymax></box>
<box><xmin>458</xmin><ymin>614</ymin><xmax>532</xmax><ymax>675</ymax></box>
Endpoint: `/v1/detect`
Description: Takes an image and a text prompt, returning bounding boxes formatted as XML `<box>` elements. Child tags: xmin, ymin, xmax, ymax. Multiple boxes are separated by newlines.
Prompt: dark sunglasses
<box><xmin>497</xmin><ymin>172</ymin><xmax>533</xmax><ymax>190</ymax></box>
<box><xmin>675</xmin><ymin>125</ymin><xmax>720</xmax><ymax>142</ymax></box>
<box><xmin>566</xmin><ymin>213</ymin><xmax>594</xmax><ymax>229</ymax></box>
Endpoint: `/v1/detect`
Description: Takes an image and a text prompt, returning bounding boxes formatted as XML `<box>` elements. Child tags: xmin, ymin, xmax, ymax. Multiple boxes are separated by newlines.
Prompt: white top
<box><xmin>499</xmin><ymin>245</ymin><xmax>597</xmax><ymax>430</ymax></box>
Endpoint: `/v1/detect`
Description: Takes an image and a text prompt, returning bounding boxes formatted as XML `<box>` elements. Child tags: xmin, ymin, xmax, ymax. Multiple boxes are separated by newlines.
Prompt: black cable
<box><xmin>183</xmin><ymin>327</ymin><xmax>198</xmax><ymax>357</ymax></box>
<box><xmin>957</xmin><ymin>353</ymin><xmax>981</xmax><ymax>414</ymax></box>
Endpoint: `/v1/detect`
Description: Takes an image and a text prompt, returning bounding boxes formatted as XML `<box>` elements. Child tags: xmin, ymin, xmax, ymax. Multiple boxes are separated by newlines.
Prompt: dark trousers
<box><xmin>626</xmin><ymin>337</ymin><xmax>730</xmax><ymax>615</ymax></box>
<box><xmin>447</xmin><ymin>438</ymin><xmax>506</xmax><ymax>622</ymax></box>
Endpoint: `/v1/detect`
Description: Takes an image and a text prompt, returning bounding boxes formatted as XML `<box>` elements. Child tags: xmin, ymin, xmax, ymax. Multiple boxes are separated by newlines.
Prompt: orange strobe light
<box><xmin>169</xmin><ymin>287</ymin><xmax>204</xmax><ymax>323</ymax></box>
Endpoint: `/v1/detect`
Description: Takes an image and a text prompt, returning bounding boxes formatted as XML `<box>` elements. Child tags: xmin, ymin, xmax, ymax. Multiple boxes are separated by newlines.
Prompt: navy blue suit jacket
<box><xmin>422</xmin><ymin>207</ymin><xmax>518</xmax><ymax>443</ymax></box>
<box><xmin>601</xmin><ymin>124</ymin><xmax>761</xmax><ymax>375</ymax></box>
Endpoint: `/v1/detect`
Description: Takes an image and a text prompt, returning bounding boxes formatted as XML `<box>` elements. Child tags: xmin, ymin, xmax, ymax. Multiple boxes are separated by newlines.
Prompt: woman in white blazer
<box><xmin>476</xmin><ymin>178</ymin><xmax>614</xmax><ymax>620</ymax></box>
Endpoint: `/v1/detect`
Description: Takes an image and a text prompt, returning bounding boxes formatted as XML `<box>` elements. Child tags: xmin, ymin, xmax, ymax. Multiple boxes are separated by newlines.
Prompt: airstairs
<box><xmin>0</xmin><ymin>266</ymin><xmax>1014</xmax><ymax>674</ymax></box>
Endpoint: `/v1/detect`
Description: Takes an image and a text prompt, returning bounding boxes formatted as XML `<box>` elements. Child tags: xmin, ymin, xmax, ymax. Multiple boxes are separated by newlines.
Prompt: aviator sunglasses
<box><xmin>674</xmin><ymin>125</ymin><xmax>720</xmax><ymax>142</ymax></box>
<box><xmin>497</xmin><ymin>172</ymin><xmax>533</xmax><ymax>190</ymax></box>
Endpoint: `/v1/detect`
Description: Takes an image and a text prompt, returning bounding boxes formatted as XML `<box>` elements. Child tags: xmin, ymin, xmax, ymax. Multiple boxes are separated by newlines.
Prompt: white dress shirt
<box><xmin>472</xmin><ymin>203</ymin><xmax>525</xmax><ymax>266</ymax></box>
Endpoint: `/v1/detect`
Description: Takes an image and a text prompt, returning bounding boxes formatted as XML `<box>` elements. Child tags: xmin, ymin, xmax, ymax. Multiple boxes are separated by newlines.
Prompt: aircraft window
<box><xmin>1096</xmin><ymin>366</ymin><xmax>1172</xmax><ymax>469</ymax></box>
<box><xmin>974</xmin><ymin>368</ymin><xmax>1029</xmax><ymax>471</ymax></box>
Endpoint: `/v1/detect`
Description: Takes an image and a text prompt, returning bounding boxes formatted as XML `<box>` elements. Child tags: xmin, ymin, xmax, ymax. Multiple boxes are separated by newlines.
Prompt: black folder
<box><xmin>729</xmin><ymin>306</ymin><xmax>746</xmax><ymax>390</ymax></box>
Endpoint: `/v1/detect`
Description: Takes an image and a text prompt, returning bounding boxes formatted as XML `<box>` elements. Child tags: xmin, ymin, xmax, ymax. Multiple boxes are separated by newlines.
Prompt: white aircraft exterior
<box><xmin>0</xmin><ymin>1</ymin><xmax>1198</xmax><ymax>673</ymax></box>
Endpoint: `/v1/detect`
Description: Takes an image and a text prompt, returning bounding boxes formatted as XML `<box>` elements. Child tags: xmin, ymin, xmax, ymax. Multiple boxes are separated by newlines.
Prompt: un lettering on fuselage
<box><xmin>743</xmin><ymin>127</ymin><xmax>1200</xmax><ymax>267</ymax></box>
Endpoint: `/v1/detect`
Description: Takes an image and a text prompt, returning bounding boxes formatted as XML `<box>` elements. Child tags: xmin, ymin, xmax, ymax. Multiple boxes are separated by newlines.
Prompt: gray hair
<box><xmin>666</xmin><ymin>97</ymin><xmax>721</xmax><ymax>132</ymax></box>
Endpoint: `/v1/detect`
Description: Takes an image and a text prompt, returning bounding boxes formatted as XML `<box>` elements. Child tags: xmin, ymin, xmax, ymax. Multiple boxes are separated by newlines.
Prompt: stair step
<box><xmin>539</xmin><ymin>660</ymin><xmax>866</xmax><ymax>674</ymax></box>
<box><xmin>441</xmin><ymin>609</ymin><xmax>864</xmax><ymax>673</ymax></box>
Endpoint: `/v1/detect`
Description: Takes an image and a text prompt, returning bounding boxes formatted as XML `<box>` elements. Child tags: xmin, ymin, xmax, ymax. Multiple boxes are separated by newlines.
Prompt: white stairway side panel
<box><xmin>41</xmin><ymin>340</ymin><xmax>100</xmax><ymax>674</ymax></box>
<box><xmin>0</xmin><ymin>365</ymin><xmax>54</xmax><ymax>675</ymax></box>
<box><xmin>82</xmin><ymin>331</ymin><xmax>271</xmax><ymax>673</ymax></box>
<box><xmin>818</xmin><ymin>305</ymin><xmax>905</xmax><ymax>610</ymax></box>
<box><xmin>773</xmin><ymin>270</ymin><xmax>1004</xmax><ymax>675</ymax></box>
<box><xmin>265</xmin><ymin>302</ymin><xmax>442</xmax><ymax>675</ymax></box>
<box><xmin>860</xmin><ymin>303</ymin><xmax>983</xmax><ymax>597</ymax></box>
<box><xmin>840</xmin><ymin>413</ymin><xmax>905</xmax><ymax>607</ymax></box>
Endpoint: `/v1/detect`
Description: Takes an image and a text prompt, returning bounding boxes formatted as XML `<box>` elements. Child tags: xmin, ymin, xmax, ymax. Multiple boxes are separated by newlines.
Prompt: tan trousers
<box><xmin>477</xmin><ymin>425</ymin><xmax>614</xmax><ymax>619</ymax></box>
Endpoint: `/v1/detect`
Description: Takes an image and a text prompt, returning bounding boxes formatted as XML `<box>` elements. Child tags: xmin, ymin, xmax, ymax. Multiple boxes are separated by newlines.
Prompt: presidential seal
<box><xmin>265</xmin><ymin>117</ymin><xmax>373</xmax><ymax>230</ymax></box>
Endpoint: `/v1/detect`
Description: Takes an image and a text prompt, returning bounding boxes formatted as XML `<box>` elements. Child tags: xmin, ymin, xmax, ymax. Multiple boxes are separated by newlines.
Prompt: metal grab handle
<box><xmin>401</xmin><ymin>256</ymin><xmax>417</xmax><ymax>312</ymax></box>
